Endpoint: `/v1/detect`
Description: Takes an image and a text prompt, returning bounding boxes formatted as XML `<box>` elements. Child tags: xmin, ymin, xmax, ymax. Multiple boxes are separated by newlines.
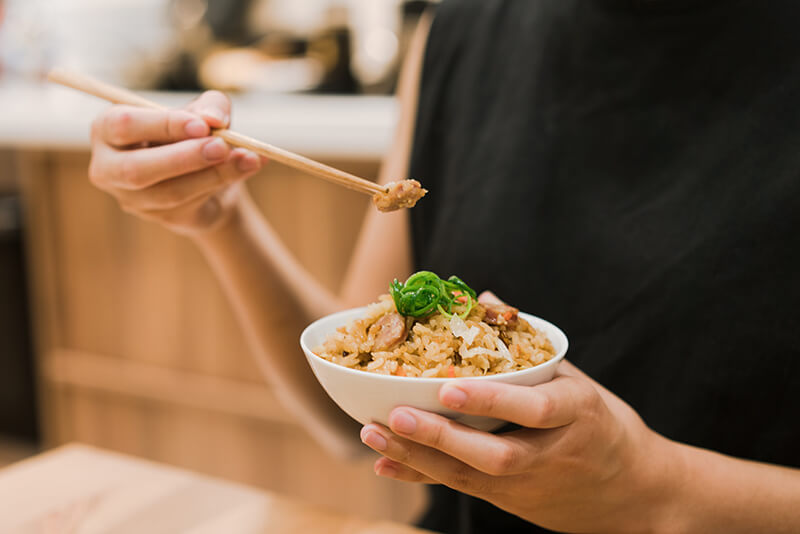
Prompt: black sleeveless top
<box><xmin>408</xmin><ymin>1</ymin><xmax>800</xmax><ymax>532</ymax></box>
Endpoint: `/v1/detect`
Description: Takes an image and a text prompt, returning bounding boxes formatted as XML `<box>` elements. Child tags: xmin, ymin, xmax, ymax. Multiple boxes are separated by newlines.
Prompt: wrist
<box><xmin>618</xmin><ymin>431</ymin><xmax>691</xmax><ymax>534</ymax></box>
<box><xmin>647</xmin><ymin>437</ymin><xmax>691</xmax><ymax>534</ymax></box>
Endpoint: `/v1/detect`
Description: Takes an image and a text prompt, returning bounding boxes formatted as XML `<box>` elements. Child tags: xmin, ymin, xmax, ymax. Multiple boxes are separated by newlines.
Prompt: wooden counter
<box><xmin>0</xmin><ymin>444</ymin><xmax>431</xmax><ymax>533</ymax></box>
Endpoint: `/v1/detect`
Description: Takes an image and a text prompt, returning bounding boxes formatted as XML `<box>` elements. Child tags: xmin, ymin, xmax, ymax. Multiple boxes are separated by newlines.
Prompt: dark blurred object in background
<box><xmin>0</xmin><ymin>193</ymin><xmax>38</xmax><ymax>442</ymax></box>
<box><xmin>158</xmin><ymin>0</ymin><xmax>359</xmax><ymax>93</ymax></box>
<box><xmin>205</xmin><ymin>0</ymin><xmax>254</xmax><ymax>44</ymax></box>
<box><xmin>154</xmin><ymin>0</ymin><xmax>433</xmax><ymax>94</ymax></box>
<box><xmin>155</xmin><ymin>0</ymin><xmax>261</xmax><ymax>91</ymax></box>
<box><xmin>0</xmin><ymin>0</ymin><xmax>434</xmax><ymax>94</ymax></box>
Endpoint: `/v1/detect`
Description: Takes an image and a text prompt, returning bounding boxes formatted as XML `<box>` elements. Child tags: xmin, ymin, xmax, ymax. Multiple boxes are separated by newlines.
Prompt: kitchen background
<box><xmin>0</xmin><ymin>0</ymin><xmax>432</xmax><ymax>523</ymax></box>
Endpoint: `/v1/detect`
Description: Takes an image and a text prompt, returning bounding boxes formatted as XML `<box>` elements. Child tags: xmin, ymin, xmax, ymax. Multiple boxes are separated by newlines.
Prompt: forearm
<box><xmin>192</xmin><ymin>189</ymin><xmax>363</xmax><ymax>458</ymax></box>
<box><xmin>184</xmin><ymin>11</ymin><xmax>428</xmax><ymax>460</ymax></box>
<box><xmin>196</xmin><ymin>189</ymin><xmax>341</xmax><ymax>321</ymax></box>
<box><xmin>639</xmin><ymin>435</ymin><xmax>800</xmax><ymax>533</ymax></box>
<box><xmin>662</xmin><ymin>440</ymin><xmax>800</xmax><ymax>533</ymax></box>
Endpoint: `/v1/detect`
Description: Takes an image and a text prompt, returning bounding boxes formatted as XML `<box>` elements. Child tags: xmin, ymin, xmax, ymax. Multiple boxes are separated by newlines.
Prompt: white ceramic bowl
<box><xmin>300</xmin><ymin>307</ymin><xmax>569</xmax><ymax>432</ymax></box>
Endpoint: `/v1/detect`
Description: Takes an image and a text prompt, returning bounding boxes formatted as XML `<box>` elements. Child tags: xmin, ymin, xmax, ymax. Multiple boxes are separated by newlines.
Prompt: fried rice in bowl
<box><xmin>300</xmin><ymin>273</ymin><xmax>568</xmax><ymax>431</ymax></box>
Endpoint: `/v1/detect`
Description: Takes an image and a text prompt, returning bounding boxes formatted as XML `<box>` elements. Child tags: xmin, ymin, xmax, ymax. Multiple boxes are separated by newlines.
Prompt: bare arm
<box><xmin>192</xmin><ymin>16</ymin><xmax>431</xmax><ymax>458</ymax></box>
<box><xmin>656</xmin><ymin>441</ymin><xmax>800</xmax><ymax>533</ymax></box>
<box><xmin>88</xmin><ymin>13</ymin><xmax>432</xmax><ymax>459</ymax></box>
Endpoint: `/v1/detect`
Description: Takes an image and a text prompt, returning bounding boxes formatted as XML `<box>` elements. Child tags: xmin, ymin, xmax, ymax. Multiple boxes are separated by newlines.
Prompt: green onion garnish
<box><xmin>389</xmin><ymin>271</ymin><xmax>478</xmax><ymax>319</ymax></box>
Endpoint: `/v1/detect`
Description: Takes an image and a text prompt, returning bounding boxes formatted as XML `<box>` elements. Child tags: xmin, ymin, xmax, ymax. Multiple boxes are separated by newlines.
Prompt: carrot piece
<box><xmin>395</xmin><ymin>367</ymin><xmax>406</xmax><ymax>377</ymax></box>
<box><xmin>447</xmin><ymin>365</ymin><xmax>456</xmax><ymax>378</ymax></box>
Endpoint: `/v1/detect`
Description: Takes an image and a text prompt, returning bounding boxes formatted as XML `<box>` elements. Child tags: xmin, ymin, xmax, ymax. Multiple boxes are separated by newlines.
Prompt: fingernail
<box><xmin>441</xmin><ymin>385</ymin><xmax>468</xmax><ymax>408</ymax></box>
<box><xmin>200</xmin><ymin>108</ymin><xmax>227</xmax><ymax>125</ymax></box>
<box><xmin>376</xmin><ymin>463</ymin><xmax>397</xmax><ymax>477</ymax></box>
<box><xmin>202</xmin><ymin>138</ymin><xmax>227</xmax><ymax>161</ymax></box>
<box><xmin>184</xmin><ymin>119</ymin><xmax>208</xmax><ymax>138</ymax></box>
<box><xmin>236</xmin><ymin>151</ymin><xmax>260</xmax><ymax>173</ymax></box>
<box><xmin>361</xmin><ymin>430</ymin><xmax>387</xmax><ymax>451</ymax></box>
<box><xmin>390</xmin><ymin>411</ymin><xmax>417</xmax><ymax>434</ymax></box>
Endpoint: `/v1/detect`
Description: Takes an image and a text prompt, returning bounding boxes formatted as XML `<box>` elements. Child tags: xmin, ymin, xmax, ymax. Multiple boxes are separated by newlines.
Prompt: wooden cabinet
<box><xmin>16</xmin><ymin>151</ymin><xmax>426</xmax><ymax>523</ymax></box>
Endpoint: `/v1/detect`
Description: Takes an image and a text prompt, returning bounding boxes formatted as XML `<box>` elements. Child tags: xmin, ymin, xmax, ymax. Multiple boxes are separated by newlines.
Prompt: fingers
<box><xmin>182</xmin><ymin>92</ymin><xmax>269</xmax><ymax>165</ymax></box>
<box><xmin>112</xmin><ymin>148</ymin><xmax>260</xmax><ymax>211</ymax></box>
<box><xmin>373</xmin><ymin>457</ymin><xmax>438</xmax><ymax>484</ymax></box>
<box><xmin>360</xmin><ymin>424</ymin><xmax>497</xmax><ymax>496</ymax></box>
<box><xmin>94</xmin><ymin>106</ymin><xmax>210</xmax><ymax>148</ymax></box>
<box><xmin>439</xmin><ymin>376</ymin><xmax>593</xmax><ymax>429</ymax></box>
<box><xmin>94</xmin><ymin>137</ymin><xmax>232</xmax><ymax>190</ymax></box>
<box><xmin>185</xmin><ymin>90</ymin><xmax>231</xmax><ymax>129</ymax></box>
<box><xmin>383</xmin><ymin>407</ymin><xmax>535</xmax><ymax>476</ymax></box>
<box><xmin>92</xmin><ymin>89</ymin><xmax>232</xmax><ymax>150</ymax></box>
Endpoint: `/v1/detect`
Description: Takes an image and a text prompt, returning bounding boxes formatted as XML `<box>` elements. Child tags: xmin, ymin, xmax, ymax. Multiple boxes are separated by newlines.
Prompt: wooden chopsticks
<box><xmin>47</xmin><ymin>69</ymin><xmax>385</xmax><ymax>197</ymax></box>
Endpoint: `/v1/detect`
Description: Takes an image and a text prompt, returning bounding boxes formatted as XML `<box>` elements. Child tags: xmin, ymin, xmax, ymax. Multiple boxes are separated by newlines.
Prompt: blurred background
<box><xmin>0</xmin><ymin>0</ymin><xmax>432</xmax><ymax>523</ymax></box>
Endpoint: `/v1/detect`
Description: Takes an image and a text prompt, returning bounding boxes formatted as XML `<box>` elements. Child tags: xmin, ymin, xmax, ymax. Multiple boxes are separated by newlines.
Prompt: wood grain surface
<box><xmin>0</xmin><ymin>444</ymin><xmax>431</xmax><ymax>534</ymax></box>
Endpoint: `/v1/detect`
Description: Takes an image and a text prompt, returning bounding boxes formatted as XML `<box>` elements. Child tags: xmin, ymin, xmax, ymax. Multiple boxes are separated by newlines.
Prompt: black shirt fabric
<box><xmin>408</xmin><ymin>1</ymin><xmax>800</xmax><ymax>532</ymax></box>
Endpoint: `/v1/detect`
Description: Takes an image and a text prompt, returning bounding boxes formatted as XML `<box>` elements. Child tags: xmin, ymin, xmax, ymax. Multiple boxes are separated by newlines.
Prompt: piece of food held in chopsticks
<box><xmin>373</xmin><ymin>180</ymin><xmax>427</xmax><ymax>212</ymax></box>
<box><xmin>45</xmin><ymin>69</ymin><xmax>426</xmax><ymax>213</ymax></box>
<box><xmin>314</xmin><ymin>271</ymin><xmax>556</xmax><ymax>378</ymax></box>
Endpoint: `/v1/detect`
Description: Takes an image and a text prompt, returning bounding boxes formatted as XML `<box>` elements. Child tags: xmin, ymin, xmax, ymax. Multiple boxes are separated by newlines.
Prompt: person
<box><xmin>87</xmin><ymin>1</ymin><xmax>800</xmax><ymax>532</ymax></box>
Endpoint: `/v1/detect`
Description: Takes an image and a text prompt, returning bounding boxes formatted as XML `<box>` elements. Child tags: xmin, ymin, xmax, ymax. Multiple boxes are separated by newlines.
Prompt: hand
<box><xmin>88</xmin><ymin>91</ymin><xmax>265</xmax><ymax>235</ymax></box>
<box><xmin>359</xmin><ymin>293</ymin><xmax>677</xmax><ymax>534</ymax></box>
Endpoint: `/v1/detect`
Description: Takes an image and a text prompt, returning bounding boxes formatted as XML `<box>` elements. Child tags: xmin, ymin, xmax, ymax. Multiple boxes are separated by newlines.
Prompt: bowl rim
<box><xmin>299</xmin><ymin>306</ymin><xmax>569</xmax><ymax>383</ymax></box>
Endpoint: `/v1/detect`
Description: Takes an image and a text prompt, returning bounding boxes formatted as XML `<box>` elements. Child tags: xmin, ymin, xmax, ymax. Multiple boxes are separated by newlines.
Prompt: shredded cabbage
<box><xmin>450</xmin><ymin>315</ymin><xmax>479</xmax><ymax>346</ymax></box>
<box><xmin>495</xmin><ymin>337</ymin><xmax>514</xmax><ymax>363</ymax></box>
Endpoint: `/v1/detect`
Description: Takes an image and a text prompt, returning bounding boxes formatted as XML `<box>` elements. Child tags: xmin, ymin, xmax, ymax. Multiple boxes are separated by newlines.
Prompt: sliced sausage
<box><xmin>482</xmin><ymin>303</ymin><xmax>519</xmax><ymax>326</ymax></box>
<box><xmin>370</xmin><ymin>312</ymin><xmax>409</xmax><ymax>351</ymax></box>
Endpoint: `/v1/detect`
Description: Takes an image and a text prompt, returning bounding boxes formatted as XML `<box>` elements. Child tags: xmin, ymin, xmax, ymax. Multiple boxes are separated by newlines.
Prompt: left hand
<box><xmin>360</xmin><ymin>359</ymin><xmax>678</xmax><ymax>533</ymax></box>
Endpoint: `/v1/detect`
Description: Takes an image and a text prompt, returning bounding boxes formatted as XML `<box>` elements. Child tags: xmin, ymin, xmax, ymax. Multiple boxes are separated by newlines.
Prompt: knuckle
<box><xmin>426</xmin><ymin>422</ymin><xmax>447</xmax><ymax>449</ymax></box>
<box><xmin>487</xmin><ymin>444</ymin><xmax>517</xmax><ymax>475</ymax></box>
<box><xmin>107</xmin><ymin>109</ymin><xmax>134</xmax><ymax>145</ymax></box>
<box><xmin>167</xmin><ymin>111</ymin><xmax>189</xmax><ymax>139</ymax></box>
<box><xmin>580</xmin><ymin>386</ymin><xmax>603</xmax><ymax>418</ymax></box>
<box><xmin>396</xmin><ymin>442</ymin><xmax>414</xmax><ymax>464</ymax></box>
<box><xmin>163</xmin><ymin>114</ymin><xmax>173</xmax><ymax>140</ymax></box>
<box><xmin>449</xmin><ymin>463</ymin><xmax>473</xmax><ymax>489</ymax></box>
<box><xmin>535</xmin><ymin>392</ymin><xmax>557</xmax><ymax>424</ymax></box>
<box><xmin>582</xmin><ymin>380</ymin><xmax>601</xmax><ymax>403</ymax></box>
<box><xmin>450</xmin><ymin>464</ymin><xmax>493</xmax><ymax>495</ymax></box>
<box><xmin>117</xmin><ymin>157</ymin><xmax>141</xmax><ymax>187</ymax></box>
<box><xmin>571</xmin><ymin>378</ymin><xmax>595</xmax><ymax>404</ymax></box>
<box><xmin>480</xmin><ymin>388</ymin><xmax>501</xmax><ymax>414</ymax></box>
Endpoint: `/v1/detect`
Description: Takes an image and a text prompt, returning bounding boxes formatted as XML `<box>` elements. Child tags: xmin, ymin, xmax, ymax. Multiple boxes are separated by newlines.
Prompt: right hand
<box><xmin>88</xmin><ymin>90</ymin><xmax>265</xmax><ymax>235</ymax></box>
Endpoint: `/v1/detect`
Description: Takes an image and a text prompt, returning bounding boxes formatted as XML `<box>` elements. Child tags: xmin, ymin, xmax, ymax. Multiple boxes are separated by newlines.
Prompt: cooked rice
<box><xmin>315</xmin><ymin>295</ymin><xmax>556</xmax><ymax>378</ymax></box>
